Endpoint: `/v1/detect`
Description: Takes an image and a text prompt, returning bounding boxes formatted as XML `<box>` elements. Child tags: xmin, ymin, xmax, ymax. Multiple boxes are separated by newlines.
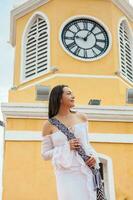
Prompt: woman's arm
<box><xmin>41</xmin><ymin>135</ymin><xmax>55</xmax><ymax>160</ymax></box>
<box><xmin>41</xmin><ymin>121</ymin><xmax>54</xmax><ymax>160</ymax></box>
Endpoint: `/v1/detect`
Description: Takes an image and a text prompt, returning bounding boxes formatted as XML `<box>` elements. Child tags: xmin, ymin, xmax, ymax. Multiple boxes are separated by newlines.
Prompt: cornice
<box><xmin>10</xmin><ymin>0</ymin><xmax>50</xmax><ymax>46</ymax></box>
<box><xmin>10</xmin><ymin>0</ymin><xmax>133</xmax><ymax>46</ymax></box>
<box><xmin>1</xmin><ymin>103</ymin><xmax>133</xmax><ymax>122</ymax></box>
<box><xmin>112</xmin><ymin>0</ymin><xmax>133</xmax><ymax>21</ymax></box>
<box><xmin>5</xmin><ymin>131</ymin><xmax>133</xmax><ymax>143</ymax></box>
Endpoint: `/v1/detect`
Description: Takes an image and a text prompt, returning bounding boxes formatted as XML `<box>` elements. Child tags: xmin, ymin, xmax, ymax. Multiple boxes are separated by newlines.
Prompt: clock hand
<box><xmin>75</xmin><ymin>32</ymin><xmax>92</xmax><ymax>41</ymax></box>
<box><xmin>75</xmin><ymin>35</ymin><xmax>85</xmax><ymax>40</ymax></box>
<box><xmin>84</xmin><ymin>32</ymin><xmax>91</xmax><ymax>41</ymax></box>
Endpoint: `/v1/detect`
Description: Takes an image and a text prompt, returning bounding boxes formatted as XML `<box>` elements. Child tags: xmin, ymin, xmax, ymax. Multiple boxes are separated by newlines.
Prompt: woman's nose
<box><xmin>72</xmin><ymin>95</ymin><xmax>75</xmax><ymax>99</ymax></box>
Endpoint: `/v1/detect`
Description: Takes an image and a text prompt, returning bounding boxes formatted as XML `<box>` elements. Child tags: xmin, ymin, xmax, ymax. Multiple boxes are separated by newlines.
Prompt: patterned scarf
<box><xmin>49</xmin><ymin>118</ymin><xmax>105</xmax><ymax>200</ymax></box>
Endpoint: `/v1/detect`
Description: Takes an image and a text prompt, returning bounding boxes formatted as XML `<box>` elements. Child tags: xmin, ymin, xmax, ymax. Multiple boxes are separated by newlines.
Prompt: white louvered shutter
<box><xmin>24</xmin><ymin>16</ymin><xmax>48</xmax><ymax>80</ymax></box>
<box><xmin>119</xmin><ymin>21</ymin><xmax>133</xmax><ymax>83</ymax></box>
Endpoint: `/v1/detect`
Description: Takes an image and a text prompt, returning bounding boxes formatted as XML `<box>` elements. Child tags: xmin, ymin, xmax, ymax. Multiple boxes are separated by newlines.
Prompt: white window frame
<box><xmin>99</xmin><ymin>153</ymin><xmax>115</xmax><ymax>200</ymax></box>
<box><xmin>118</xmin><ymin>16</ymin><xmax>133</xmax><ymax>85</ymax></box>
<box><xmin>20</xmin><ymin>11</ymin><xmax>50</xmax><ymax>83</ymax></box>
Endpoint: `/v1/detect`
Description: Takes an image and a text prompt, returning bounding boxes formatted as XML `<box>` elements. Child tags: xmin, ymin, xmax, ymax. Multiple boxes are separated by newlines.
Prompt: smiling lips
<box><xmin>71</xmin><ymin>99</ymin><xmax>75</xmax><ymax>102</ymax></box>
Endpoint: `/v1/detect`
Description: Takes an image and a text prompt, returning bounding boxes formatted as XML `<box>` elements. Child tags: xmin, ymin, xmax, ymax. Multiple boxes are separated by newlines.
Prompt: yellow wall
<box><xmin>6</xmin><ymin>118</ymin><xmax>133</xmax><ymax>134</ymax></box>
<box><xmin>9</xmin><ymin>76</ymin><xmax>131</xmax><ymax>106</ymax></box>
<box><xmin>94</xmin><ymin>142</ymin><xmax>133</xmax><ymax>200</ymax></box>
<box><xmin>3</xmin><ymin>139</ymin><xmax>133</xmax><ymax>200</ymax></box>
<box><xmin>11</xmin><ymin>0</ymin><xmax>133</xmax><ymax>89</ymax></box>
<box><xmin>4</xmin><ymin>118</ymin><xmax>133</xmax><ymax>199</ymax></box>
<box><xmin>3</xmin><ymin>141</ymin><xmax>57</xmax><ymax>200</ymax></box>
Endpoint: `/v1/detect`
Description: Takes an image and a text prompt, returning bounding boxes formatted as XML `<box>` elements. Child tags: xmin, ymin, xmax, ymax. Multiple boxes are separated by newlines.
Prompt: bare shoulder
<box><xmin>42</xmin><ymin>120</ymin><xmax>53</xmax><ymax>136</ymax></box>
<box><xmin>76</xmin><ymin>112</ymin><xmax>88</xmax><ymax>122</ymax></box>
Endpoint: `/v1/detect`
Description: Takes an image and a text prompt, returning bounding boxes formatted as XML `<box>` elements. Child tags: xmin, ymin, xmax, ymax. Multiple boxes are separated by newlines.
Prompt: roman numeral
<box><xmin>92</xmin><ymin>49</ymin><xmax>98</xmax><ymax>56</ymax></box>
<box><xmin>83</xmin><ymin>22</ymin><xmax>88</xmax><ymax>29</ymax></box>
<box><xmin>90</xmin><ymin>24</ymin><xmax>96</xmax><ymax>33</ymax></box>
<box><xmin>65</xmin><ymin>36</ymin><xmax>74</xmax><ymax>40</ymax></box>
<box><xmin>96</xmin><ymin>39</ymin><xmax>106</xmax><ymax>43</ymax></box>
<box><xmin>67</xmin><ymin>42</ymin><xmax>76</xmax><ymax>49</ymax></box>
<box><xmin>74</xmin><ymin>47</ymin><xmax>81</xmax><ymax>56</ymax></box>
<box><xmin>68</xmin><ymin>29</ymin><xmax>76</xmax><ymax>34</ymax></box>
<box><xmin>95</xmin><ymin>31</ymin><xmax>102</xmax><ymax>36</ymax></box>
<box><xmin>84</xmin><ymin>49</ymin><xmax>88</xmax><ymax>58</ymax></box>
<box><xmin>93</xmin><ymin>44</ymin><xmax>104</xmax><ymax>52</ymax></box>
<box><xmin>75</xmin><ymin>23</ymin><xmax>80</xmax><ymax>31</ymax></box>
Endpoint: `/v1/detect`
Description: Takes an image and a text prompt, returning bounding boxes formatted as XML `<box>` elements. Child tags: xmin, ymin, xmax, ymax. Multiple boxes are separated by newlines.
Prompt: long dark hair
<box><xmin>48</xmin><ymin>85</ymin><xmax>68</xmax><ymax>119</ymax></box>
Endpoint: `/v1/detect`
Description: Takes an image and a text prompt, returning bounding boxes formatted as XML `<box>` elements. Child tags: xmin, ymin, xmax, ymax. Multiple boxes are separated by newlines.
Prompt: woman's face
<box><xmin>60</xmin><ymin>87</ymin><xmax>75</xmax><ymax>108</ymax></box>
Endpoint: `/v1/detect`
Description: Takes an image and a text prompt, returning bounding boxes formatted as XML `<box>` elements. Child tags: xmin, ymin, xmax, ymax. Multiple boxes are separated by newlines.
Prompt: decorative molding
<box><xmin>10</xmin><ymin>0</ymin><xmax>50</xmax><ymax>46</ymax></box>
<box><xmin>90</xmin><ymin>133</ymin><xmax>133</xmax><ymax>143</ymax></box>
<box><xmin>10</xmin><ymin>0</ymin><xmax>133</xmax><ymax>46</ymax></box>
<box><xmin>16</xmin><ymin>73</ymin><xmax>119</xmax><ymax>91</ymax></box>
<box><xmin>4</xmin><ymin>131</ymin><xmax>133</xmax><ymax>143</ymax></box>
<box><xmin>117</xmin><ymin>16</ymin><xmax>133</xmax><ymax>86</ymax></box>
<box><xmin>5</xmin><ymin>131</ymin><xmax>41</xmax><ymax>141</ymax></box>
<box><xmin>112</xmin><ymin>0</ymin><xmax>133</xmax><ymax>22</ymax></box>
<box><xmin>1</xmin><ymin>103</ymin><xmax>133</xmax><ymax>122</ymax></box>
<box><xmin>20</xmin><ymin>11</ymin><xmax>50</xmax><ymax>83</ymax></box>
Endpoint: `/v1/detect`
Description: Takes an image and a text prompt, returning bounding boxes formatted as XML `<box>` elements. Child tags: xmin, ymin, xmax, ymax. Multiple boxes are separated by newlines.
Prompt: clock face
<box><xmin>60</xmin><ymin>18</ymin><xmax>110</xmax><ymax>61</ymax></box>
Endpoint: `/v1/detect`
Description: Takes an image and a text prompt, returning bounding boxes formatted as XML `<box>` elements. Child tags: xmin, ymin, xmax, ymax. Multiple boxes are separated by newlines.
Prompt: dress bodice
<box><xmin>50</xmin><ymin>122</ymin><xmax>97</xmax><ymax>169</ymax></box>
<box><xmin>41</xmin><ymin>121</ymin><xmax>100</xmax><ymax>170</ymax></box>
<box><xmin>51</xmin><ymin>122</ymin><xmax>88</xmax><ymax>148</ymax></box>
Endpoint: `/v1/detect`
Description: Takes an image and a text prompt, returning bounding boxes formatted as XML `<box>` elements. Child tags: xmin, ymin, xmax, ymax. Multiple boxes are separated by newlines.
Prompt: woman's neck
<box><xmin>58</xmin><ymin>106</ymin><xmax>71</xmax><ymax>117</ymax></box>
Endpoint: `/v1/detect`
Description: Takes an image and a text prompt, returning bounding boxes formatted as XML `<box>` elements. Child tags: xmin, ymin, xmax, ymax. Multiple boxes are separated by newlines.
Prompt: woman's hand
<box><xmin>69</xmin><ymin>138</ymin><xmax>80</xmax><ymax>150</ymax></box>
<box><xmin>85</xmin><ymin>156</ymin><xmax>96</xmax><ymax>168</ymax></box>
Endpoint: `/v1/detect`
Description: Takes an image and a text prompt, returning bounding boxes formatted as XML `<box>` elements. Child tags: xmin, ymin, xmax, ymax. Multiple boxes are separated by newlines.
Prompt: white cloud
<box><xmin>129</xmin><ymin>0</ymin><xmax>133</xmax><ymax>6</ymax></box>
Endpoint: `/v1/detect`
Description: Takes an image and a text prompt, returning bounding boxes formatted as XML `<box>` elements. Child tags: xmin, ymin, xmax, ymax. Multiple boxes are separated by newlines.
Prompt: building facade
<box><xmin>1</xmin><ymin>0</ymin><xmax>133</xmax><ymax>199</ymax></box>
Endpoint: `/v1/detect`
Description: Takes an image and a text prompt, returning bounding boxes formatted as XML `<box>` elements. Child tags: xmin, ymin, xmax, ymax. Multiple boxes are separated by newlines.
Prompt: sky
<box><xmin>0</xmin><ymin>0</ymin><xmax>28</xmax><ymax>117</ymax></box>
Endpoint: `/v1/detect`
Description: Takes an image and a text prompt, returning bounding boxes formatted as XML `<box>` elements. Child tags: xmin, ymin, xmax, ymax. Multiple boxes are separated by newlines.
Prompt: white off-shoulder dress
<box><xmin>41</xmin><ymin>122</ymin><xmax>100</xmax><ymax>200</ymax></box>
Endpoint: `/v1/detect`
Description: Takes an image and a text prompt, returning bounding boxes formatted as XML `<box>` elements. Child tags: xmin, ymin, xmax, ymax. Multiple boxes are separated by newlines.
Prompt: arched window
<box><xmin>21</xmin><ymin>12</ymin><xmax>50</xmax><ymax>82</ymax></box>
<box><xmin>119</xmin><ymin>19</ymin><xmax>133</xmax><ymax>84</ymax></box>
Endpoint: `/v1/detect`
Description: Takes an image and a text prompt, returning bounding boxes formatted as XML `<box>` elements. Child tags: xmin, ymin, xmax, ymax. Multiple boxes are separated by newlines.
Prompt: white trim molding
<box><xmin>20</xmin><ymin>11</ymin><xmax>50</xmax><ymax>83</ymax></box>
<box><xmin>90</xmin><ymin>133</ymin><xmax>133</xmax><ymax>143</ymax></box>
<box><xmin>10</xmin><ymin>0</ymin><xmax>50</xmax><ymax>46</ymax></box>
<box><xmin>12</xmin><ymin>72</ymin><xmax>132</xmax><ymax>91</ymax></box>
<box><xmin>10</xmin><ymin>0</ymin><xmax>133</xmax><ymax>46</ymax></box>
<box><xmin>112</xmin><ymin>0</ymin><xmax>133</xmax><ymax>21</ymax></box>
<box><xmin>4</xmin><ymin>131</ymin><xmax>133</xmax><ymax>143</ymax></box>
<box><xmin>1</xmin><ymin>103</ymin><xmax>133</xmax><ymax>122</ymax></box>
<box><xmin>16</xmin><ymin>73</ymin><xmax>120</xmax><ymax>91</ymax></box>
<box><xmin>117</xmin><ymin>16</ymin><xmax>133</xmax><ymax>86</ymax></box>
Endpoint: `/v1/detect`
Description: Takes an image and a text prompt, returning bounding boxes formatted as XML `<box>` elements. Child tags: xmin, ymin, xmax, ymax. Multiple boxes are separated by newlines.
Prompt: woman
<box><xmin>41</xmin><ymin>84</ymin><xmax>100</xmax><ymax>200</ymax></box>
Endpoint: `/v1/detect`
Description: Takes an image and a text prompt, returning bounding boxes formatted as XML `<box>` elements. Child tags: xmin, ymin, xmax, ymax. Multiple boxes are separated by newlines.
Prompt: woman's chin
<box><xmin>70</xmin><ymin>103</ymin><xmax>75</xmax><ymax>108</ymax></box>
